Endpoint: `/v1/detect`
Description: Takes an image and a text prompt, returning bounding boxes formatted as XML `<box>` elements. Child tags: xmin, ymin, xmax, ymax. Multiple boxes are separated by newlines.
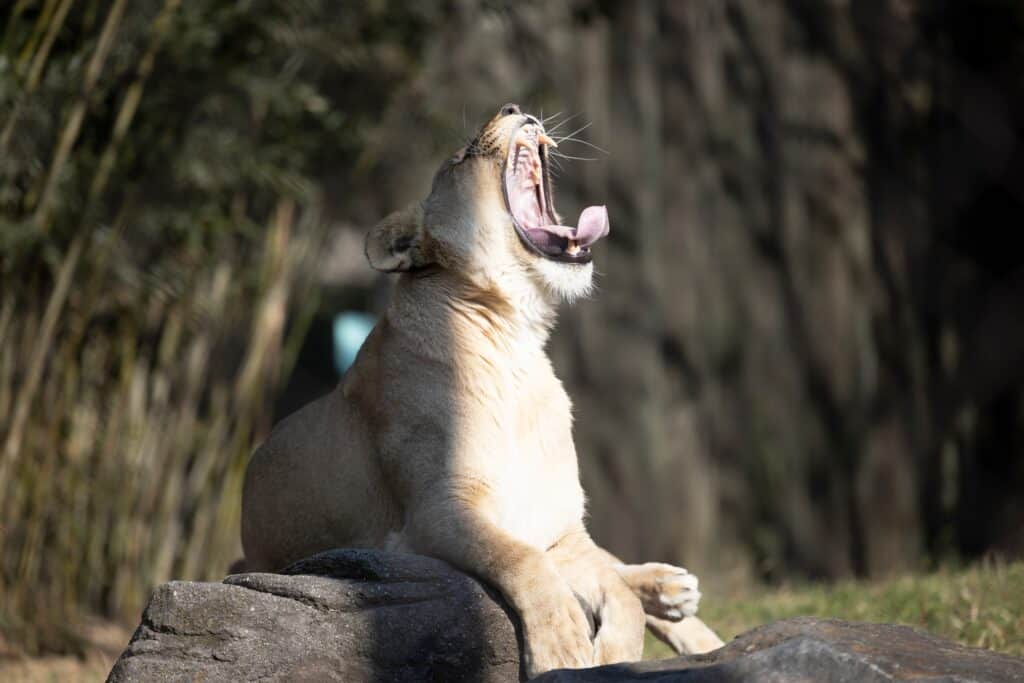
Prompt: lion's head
<box><xmin>365</xmin><ymin>103</ymin><xmax>609</xmax><ymax>303</ymax></box>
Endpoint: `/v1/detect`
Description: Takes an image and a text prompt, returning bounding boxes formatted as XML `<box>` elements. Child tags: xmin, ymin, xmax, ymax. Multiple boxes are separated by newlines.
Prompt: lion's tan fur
<box><xmin>241</xmin><ymin>105</ymin><xmax>721</xmax><ymax>676</ymax></box>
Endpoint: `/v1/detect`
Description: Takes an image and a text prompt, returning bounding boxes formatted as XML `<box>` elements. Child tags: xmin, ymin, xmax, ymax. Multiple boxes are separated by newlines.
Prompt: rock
<box><xmin>536</xmin><ymin>617</ymin><xmax>1024</xmax><ymax>683</ymax></box>
<box><xmin>110</xmin><ymin>550</ymin><xmax>1024</xmax><ymax>682</ymax></box>
<box><xmin>107</xmin><ymin>549</ymin><xmax>522</xmax><ymax>682</ymax></box>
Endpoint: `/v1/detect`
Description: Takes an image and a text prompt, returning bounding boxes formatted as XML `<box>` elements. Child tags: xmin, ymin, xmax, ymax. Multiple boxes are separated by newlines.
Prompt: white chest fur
<box><xmin>479</xmin><ymin>364</ymin><xmax>585</xmax><ymax>551</ymax></box>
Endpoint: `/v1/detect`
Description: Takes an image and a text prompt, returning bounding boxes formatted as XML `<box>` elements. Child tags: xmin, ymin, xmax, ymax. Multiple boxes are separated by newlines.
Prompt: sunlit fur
<box><xmin>532</xmin><ymin>258</ymin><xmax>594</xmax><ymax>303</ymax></box>
<box><xmin>423</xmin><ymin>107</ymin><xmax>596</xmax><ymax>308</ymax></box>
<box><xmin>242</xmin><ymin>106</ymin><xmax>722</xmax><ymax>677</ymax></box>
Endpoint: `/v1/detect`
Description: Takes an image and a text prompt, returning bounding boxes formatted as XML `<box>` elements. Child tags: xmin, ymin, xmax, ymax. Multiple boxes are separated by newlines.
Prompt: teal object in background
<box><xmin>332</xmin><ymin>312</ymin><xmax>376</xmax><ymax>375</ymax></box>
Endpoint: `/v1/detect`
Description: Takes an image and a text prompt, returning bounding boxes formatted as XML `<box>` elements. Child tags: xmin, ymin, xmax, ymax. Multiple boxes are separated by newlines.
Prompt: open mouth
<box><xmin>502</xmin><ymin>121</ymin><xmax>609</xmax><ymax>264</ymax></box>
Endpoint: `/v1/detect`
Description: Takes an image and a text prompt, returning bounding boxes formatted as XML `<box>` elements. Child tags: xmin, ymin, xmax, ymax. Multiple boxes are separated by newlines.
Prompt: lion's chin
<box><xmin>532</xmin><ymin>257</ymin><xmax>594</xmax><ymax>304</ymax></box>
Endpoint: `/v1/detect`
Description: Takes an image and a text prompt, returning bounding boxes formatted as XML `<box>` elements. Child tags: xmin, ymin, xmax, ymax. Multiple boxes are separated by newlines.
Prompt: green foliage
<box><xmin>0</xmin><ymin>0</ymin><xmax>440</xmax><ymax>655</ymax></box>
<box><xmin>646</xmin><ymin>560</ymin><xmax>1024</xmax><ymax>659</ymax></box>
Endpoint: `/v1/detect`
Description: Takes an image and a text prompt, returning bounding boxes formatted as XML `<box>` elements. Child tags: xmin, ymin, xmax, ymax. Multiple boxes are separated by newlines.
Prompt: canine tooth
<box><xmin>538</xmin><ymin>133</ymin><xmax>557</xmax><ymax>148</ymax></box>
<box><xmin>566</xmin><ymin>240</ymin><xmax>580</xmax><ymax>255</ymax></box>
<box><xmin>515</xmin><ymin>132</ymin><xmax>531</xmax><ymax>149</ymax></box>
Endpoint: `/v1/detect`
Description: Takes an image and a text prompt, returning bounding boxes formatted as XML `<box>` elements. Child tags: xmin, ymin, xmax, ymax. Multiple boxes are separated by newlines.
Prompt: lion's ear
<box><xmin>364</xmin><ymin>203</ymin><xmax>428</xmax><ymax>272</ymax></box>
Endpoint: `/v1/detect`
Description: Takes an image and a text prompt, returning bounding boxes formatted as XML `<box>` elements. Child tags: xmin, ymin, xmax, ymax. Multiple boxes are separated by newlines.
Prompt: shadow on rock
<box><xmin>107</xmin><ymin>549</ymin><xmax>523</xmax><ymax>682</ymax></box>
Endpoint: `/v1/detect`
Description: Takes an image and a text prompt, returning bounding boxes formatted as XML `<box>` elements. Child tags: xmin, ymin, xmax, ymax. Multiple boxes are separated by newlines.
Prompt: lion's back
<box><xmin>240</xmin><ymin>387</ymin><xmax>399</xmax><ymax>570</ymax></box>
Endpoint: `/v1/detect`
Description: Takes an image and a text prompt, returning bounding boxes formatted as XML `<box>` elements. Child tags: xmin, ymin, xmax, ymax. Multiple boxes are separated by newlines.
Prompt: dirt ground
<box><xmin>0</xmin><ymin>619</ymin><xmax>131</xmax><ymax>683</ymax></box>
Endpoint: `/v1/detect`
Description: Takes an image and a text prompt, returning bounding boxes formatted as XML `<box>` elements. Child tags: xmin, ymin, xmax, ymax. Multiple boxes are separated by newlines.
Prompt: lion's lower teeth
<box><xmin>566</xmin><ymin>241</ymin><xmax>580</xmax><ymax>256</ymax></box>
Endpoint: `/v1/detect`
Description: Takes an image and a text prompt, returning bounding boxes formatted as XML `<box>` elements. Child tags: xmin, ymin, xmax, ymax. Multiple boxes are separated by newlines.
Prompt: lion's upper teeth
<box><xmin>538</xmin><ymin>133</ymin><xmax>557</xmax><ymax>148</ymax></box>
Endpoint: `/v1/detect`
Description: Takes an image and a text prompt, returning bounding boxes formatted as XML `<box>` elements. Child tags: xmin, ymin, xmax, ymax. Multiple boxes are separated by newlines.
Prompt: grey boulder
<box><xmin>538</xmin><ymin>616</ymin><xmax>1024</xmax><ymax>682</ymax></box>
<box><xmin>109</xmin><ymin>549</ymin><xmax>1024</xmax><ymax>682</ymax></box>
<box><xmin>107</xmin><ymin>549</ymin><xmax>522</xmax><ymax>682</ymax></box>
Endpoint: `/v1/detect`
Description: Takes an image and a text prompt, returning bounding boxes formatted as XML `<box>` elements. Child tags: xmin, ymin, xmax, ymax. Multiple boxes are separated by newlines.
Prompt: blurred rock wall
<box><xmin>324</xmin><ymin>0</ymin><xmax>1024</xmax><ymax>581</ymax></box>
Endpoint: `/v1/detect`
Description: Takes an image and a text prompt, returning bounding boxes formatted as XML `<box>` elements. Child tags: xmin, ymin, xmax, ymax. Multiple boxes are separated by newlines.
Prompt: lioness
<box><xmin>241</xmin><ymin>104</ymin><xmax>722</xmax><ymax>677</ymax></box>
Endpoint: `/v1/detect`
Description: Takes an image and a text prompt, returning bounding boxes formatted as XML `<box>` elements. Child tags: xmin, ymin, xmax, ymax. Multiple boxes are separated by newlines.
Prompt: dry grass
<box><xmin>0</xmin><ymin>618</ymin><xmax>129</xmax><ymax>683</ymax></box>
<box><xmin>0</xmin><ymin>652</ymin><xmax>114</xmax><ymax>683</ymax></box>
<box><xmin>646</xmin><ymin>559</ymin><xmax>1024</xmax><ymax>659</ymax></box>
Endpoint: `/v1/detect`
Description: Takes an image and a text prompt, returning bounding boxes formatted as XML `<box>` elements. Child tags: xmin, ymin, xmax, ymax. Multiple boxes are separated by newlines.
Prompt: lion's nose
<box><xmin>499</xmin><ymin>103</ymin><xmax>521</xmax><ymax>117</ymax></box>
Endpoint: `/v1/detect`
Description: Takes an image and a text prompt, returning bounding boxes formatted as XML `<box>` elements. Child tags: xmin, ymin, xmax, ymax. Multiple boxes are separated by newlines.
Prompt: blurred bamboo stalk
<box><xmin>0</xmin><ymin>233</ymin><xmax>83</xmax><ymax>489</ymax></box>
<box><xmin>0</xmin><ymin>0</ymin><xmax>365</xmax><ymax>657</ymax></box>
<box><xmin>29</xmin><ymin>0</ymin><xmax>127</xmax><ymax>229</ymax></box>
<box><xmin>3</xmin><ymin>0</ymin><xmax>178</xmax><ymax>492</ymax></box>
<box><xmin>1</xmin><ymin>0</ymin><xmax>33</xmax><ymax>53</ymax></box>
<box><xmin>14</xmin><ymin>0</ymin><xmax>58</xmax><ymax>70</ymax></box>
<box><xmin>89</xmin><ymin>0</ymin><xmax>183</xmax><ymax>201</ymax></box>
<box><xmin>0</xmin><ymin>217</ymin><xmax>323</xmax><ymax>652</ymax></box>
<box><xmin>0</xmin><ymin>0</ymin><xmax>72</xmax><ymax>151</ymax></box>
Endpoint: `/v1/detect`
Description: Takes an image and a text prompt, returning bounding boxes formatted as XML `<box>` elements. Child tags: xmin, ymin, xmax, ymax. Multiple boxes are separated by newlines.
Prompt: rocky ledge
<box><xmin>537</xmin><ymin>617</ymin><xmax>1024</xmax><ymax>682</ymax></box>
<box><xmin>108</xmin><ymin>549</ymin><xmax>1023</xmax><ymax>682</ymax></box>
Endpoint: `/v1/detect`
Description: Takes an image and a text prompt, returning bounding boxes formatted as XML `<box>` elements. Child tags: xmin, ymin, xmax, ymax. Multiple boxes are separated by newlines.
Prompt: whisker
<box><xmin>551</xmin><ymin>150</ymin><xmax>598</xmax><ymax>162</ymax></box>
<box><xmin>553</xmin><ymin>135</ymin><xmax>608</xmax><ymax>155</ymax></box>
<box><xmin>545</xmin><ymin>112</ymin><xmax>583</xmax><ymax>135</ymax></box>
<box><xmin>541</xmin><ymin>110</ymin><xmax>563</xmax><ymax>125</ymax></box>
<box><xmin>553</xmin><ymin>121</ymin><xmax>594</xmax><ymax>144</ymax></box>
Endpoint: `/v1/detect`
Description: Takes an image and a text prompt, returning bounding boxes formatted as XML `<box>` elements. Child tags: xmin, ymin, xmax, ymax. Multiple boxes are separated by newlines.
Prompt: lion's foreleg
<box><xmin>546</xmin><ymin>528</ymin><xmax>646</xmax><ymax>665</ymax></box>
<box><xmin>644</xmin><ymin>614</ymin><xmax>725</xmax><ymax>655</ymax></box>
<box><xmin>402</xmin><ymin>496</ymin><xmax>594</xmax><ymax>676</ymax></box>
<box><xmin>593</xmin><ymin>550</ymin><xmax>725</xmax><ymax>655</ymax></box>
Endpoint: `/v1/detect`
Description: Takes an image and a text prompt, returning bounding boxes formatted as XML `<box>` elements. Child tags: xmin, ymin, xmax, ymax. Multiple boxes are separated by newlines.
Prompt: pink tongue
<box><xmin>540</xmin><ymin>205</ymin><xmax>610</xmax><ymax>247</ymax></box>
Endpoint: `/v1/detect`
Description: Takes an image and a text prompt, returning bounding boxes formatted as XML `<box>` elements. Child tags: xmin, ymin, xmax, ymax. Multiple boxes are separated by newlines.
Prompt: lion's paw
<box><xmin>652</xmin><ymin>564</ymin><xmax>700</xmax><ymax>620</ymax></box>
<box><xmin>615</xmin><ymin>562</ymin><xmax>701</xmax><ymax>621</ymax></box>
<box><xmin>520</xmin><ymin>585</ymin><xmax>594</xmax><ymax>676</ymax></box>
